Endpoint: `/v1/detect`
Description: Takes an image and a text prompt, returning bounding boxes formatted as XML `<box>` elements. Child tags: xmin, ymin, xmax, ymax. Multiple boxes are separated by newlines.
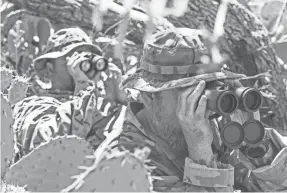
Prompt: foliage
<box><xmin>1</xmin><ymin>0</ymin><xmax>287</xmax><ymax>191</ymax></box>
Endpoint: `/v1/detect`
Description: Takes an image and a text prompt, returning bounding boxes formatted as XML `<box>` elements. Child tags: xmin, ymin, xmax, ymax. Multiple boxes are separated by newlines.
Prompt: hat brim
<box><xmin>33</xmin><ymin>42</ymin><xmax>102</xmax><ymax>63</ymax></box>
<box><xmin>120</xmin><ymin>70</ymin><xmax>247</xmax><ymax>92</ymax></box>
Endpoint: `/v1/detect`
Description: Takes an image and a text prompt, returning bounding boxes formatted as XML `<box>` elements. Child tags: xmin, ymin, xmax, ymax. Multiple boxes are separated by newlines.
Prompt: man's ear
<box><xmin>46</xmin><ymin>61</ymin><xmax>55</xmax><ymax>77</ymax></box>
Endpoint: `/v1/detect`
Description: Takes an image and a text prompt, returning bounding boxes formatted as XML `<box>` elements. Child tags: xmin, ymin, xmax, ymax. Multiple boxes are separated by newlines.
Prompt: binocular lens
<box><xmin>219</xmin><ymin>93</ymin><xmax>238</xmax><ymax>114</ymax></box>
<box><xmin>223</xmin><ymin>124</ymin><xmax>242</xmax><ymax>143</ymax></box>
<box><xmin>205</xmin><ymin>90</ymin><xmax>239</xmax><ymax>116</ymax></box>
<box><xmin>81</xmin><ymin>61</ymin><xmax>91</xmax><ymax>72</ymax></box>
<box><xmin>243</xmin><ymin>90</ymin><xmax>262</xmax><ymax>112</ymax></box>
<box><xmin>243</xmin><ymin>119</ymin><xmax>265</xmax><ymax>145</ymax></box>
<box><xmin>80</xmin><ymin>55</ymin><xmax>108</xmax><ymax>73</ymax></box>
<box><xmin>234</xmin><ymin>87</ymin><xmax>263</xmax><ymax>112</ymax></box>
<box><xmin>220</xmin><ymin>121</ymin><xmax>244</xmax><ymax>149</ymax></box>
<box><xmin>95</xmin><ymin>58</ymin><xmax>107</xmax><ymax>71</ymax></box>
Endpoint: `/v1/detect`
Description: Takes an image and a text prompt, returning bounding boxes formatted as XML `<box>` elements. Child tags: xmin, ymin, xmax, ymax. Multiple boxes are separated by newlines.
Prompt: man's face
<box><xmin>48</xmin><ymin>47</ymin><xmax>95</xmax><ymax>91</ymax></box>
<box><xmin>145</xmin><ymin>87</ymin><xmax>192</xmax><ymax>154</ymax></box>
<box><xmin>51</xmin><ymin>56</ymin><xmax>74</xmax><ymax>91</ymax></box>
<box><xmin>149</xmin><ymin>88</ymin><xmax>183</xmax><ymax>137</ymax></box>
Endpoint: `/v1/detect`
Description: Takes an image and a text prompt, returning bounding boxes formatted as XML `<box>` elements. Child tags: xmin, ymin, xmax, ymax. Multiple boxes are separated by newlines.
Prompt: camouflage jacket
<box><xmin>12</xmin><ymin>83</ymin><xmax>124</xmax><ymax>159</ymax></box>
<box><xmin>115</xmin><ymin>101</ymin><xmax>287</xmax><ymax>192</ymax></box>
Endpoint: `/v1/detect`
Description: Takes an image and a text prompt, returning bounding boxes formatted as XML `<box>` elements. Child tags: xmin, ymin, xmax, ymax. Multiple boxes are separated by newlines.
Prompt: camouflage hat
<box><xmin>120</xmin><ymin>28</ymin><xmax>246</xmax><ymax>92</ymax></box>
<box><xmin>33</xmin><ymin>27</ymin><xmax>102</xmax><ymax>68</ymax></box>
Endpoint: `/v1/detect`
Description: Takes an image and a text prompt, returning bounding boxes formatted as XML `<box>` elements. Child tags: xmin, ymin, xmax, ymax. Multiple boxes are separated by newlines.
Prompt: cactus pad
<box><xmin>8</xmin><ymin>77</ymin><xmax>30</xmax><ymax>105</ymax></box>
<box><xmin>0</xmin><ymin>67</ymin><xmax>14</xmax><ymax>92</ymax></box>
<box><xmin>69</xmin><ymin>147</ymin><xmax>153</xmax><ymax>192</ymax></box>
<box><xmin>1</xmin><ymin>95</ymin><xmax>14</xmax><ymax>178</ymax></box>
<box><xmin>4</xmin><ymin>136</ymin><xmax>94</xmax><ymax>192</ymax></box>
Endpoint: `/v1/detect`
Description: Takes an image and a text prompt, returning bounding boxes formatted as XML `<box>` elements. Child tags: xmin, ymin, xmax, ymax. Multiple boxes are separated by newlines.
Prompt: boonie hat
<box><xmin>33</xmin><ymin>27</ymin><xmax>102</xmax><ymax>70</ymax></box>
<box><xmin>120</xmin><ymin>28</ymin><xmax>246</xmax><ymax>92</ymax></box>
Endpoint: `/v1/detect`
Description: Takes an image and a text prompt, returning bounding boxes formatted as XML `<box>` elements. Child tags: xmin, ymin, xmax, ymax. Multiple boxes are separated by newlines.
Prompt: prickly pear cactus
<box><xmin>0</xmin><ymin>67</ymin><xmax>14</xmax><ymax>92</ymax></box>
<box><xmin>4</xmin><ymin>136</ymin><xmax>95</xmax><ymax>192</ymax></box>
<box><xmin>1</xmin><ymin>95</ymin><xmax>14</xmax><ymax>178</ymax></box>
<box><xmin>7</xmin><ymin>76</ymin><xmax>30</xmax><ymax>105</ymax></box>
<box><xmin>65</xmin><ymin>147</ymin><xmax>153</xmax><ymax>192</ymax></box>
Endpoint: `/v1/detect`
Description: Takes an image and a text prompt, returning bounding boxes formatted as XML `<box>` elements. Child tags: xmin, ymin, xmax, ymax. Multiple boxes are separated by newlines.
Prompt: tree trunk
<box><xmin>3</xmin><ymin>0</ymin><xmax>287</xmax><ymax>131</ymax></box>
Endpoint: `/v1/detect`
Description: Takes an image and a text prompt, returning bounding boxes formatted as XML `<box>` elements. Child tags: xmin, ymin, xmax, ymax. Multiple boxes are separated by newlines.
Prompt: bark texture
<box><xmin>3</xmin><ymin>0</ymin><xmax>287</xmax><ymax>131</ymax></box>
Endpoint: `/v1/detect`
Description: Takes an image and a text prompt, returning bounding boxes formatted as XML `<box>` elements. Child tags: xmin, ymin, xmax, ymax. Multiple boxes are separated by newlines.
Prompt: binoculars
<box><xmin>220</xmin><ymin>119</ymin><xmax>266</xmax><ymax>150</ymax></box>
<box><xmin>204</xmin><ymin>81</ymin><xmax>266</xmax><ymax>151</ymax></box>
<box><xmin>204</xmin><ymin>87</ymin><xmax>263</xmax><ymax>116</ymax></box>
<box><xmin>80</xmin><ymin>54</ymin><xmax>108</xmax><ymax>75</ymax></box>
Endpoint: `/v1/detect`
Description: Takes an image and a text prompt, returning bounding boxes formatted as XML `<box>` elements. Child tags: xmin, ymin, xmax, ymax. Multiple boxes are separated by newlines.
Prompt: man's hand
<box><xmin>99</xmin><ymin>63</ymin><xmax>127</xmax><ymax>105</ymax></box>
<box><xmin>66</xmin><ymin>52</ymin><xmax>101</xmax><ymax>94</ymax></box>
<box><xmin>176</xmin><ymin>80</ymin><xmax>214</xmax><ymax>164</ymax></box>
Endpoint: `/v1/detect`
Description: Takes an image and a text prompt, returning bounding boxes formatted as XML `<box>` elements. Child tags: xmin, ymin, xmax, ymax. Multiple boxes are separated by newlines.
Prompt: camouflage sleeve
<box><xmin>60</xmin><ymin>84</ymin><xmax>98</xmax><ymax>139</ymax></box>
<box><xmin>13</xmin><ymin>84</ymin><xmax>99</xmax><ymax>157</ymax></box>
<box><xmin>153</xmin><ymin>177</ymin><xmax>235</xmax><ymax>192</ymax></box>
<box><xmin>183</xmin><ymin>157</ymin><xmax>235</xmax><ymax>189</ymax></box>
<box><xmin>230</xmin><ymin>128</ymin><xmax>287</xmax><ymax>192</ymax></box>
<box><xmin>152</xmin><ymin>158</ymin><xmax>235</xmax><ymax>192</ymax></box>
<box><xmin>85</xmin><ymin>99</ymin><xmax>125</xmax><ymax>150</ymax></box>
<box><xmin>141</xmin><ymin>157</ymin><xmax>236</xmax><ymax>192</ymax></box>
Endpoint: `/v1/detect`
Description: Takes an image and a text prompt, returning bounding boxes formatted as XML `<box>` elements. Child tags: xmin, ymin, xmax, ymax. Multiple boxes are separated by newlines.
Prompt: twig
<box><xmin>270</xmin><ymin>0</ymin><xmax>287</xmax><ymax>35</ymax></box>
<box><xmin>103</xmin><ymin>19</ymin><xmax>123</xmax><ymax>36</ymax></box>
<box><xmin>211</xmin><ymin>0</ymin><xmax>230</xmax><ymax>64</ymax></box>
<box><xmin>239</xmin><ymin>70</ymin><xmax>272</xmax><ymax>80</ymax></box>
<box><xmin>106</xmin><ymin>1</ymin><xmax>149</xmax><ymax>22</ymax></box>
<box><xmin>212</xmin><ymin>0</ymin><xmax>229</xmax><ymax>42</ymax></box>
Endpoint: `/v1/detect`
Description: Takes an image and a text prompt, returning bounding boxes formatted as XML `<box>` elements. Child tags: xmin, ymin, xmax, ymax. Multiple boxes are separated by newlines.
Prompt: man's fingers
<box><xmin>177</xmin><ymin>86</ymin><xmax>196</xmax><ymax>117</ymax></box>
<box><xmin>66</xmin><ymin>52</ymin><xmax>79</xmax><ymax>66</ymax></box>
<box><xmin>108</xmin><ymin>63</ymin><xmax>121</xmax><ymax>72</ymax></box>
<box><xmin>195</xmin><ymin>95</ymin><xmax>207</xmax><ymax>118</ymax></box>
<box><xmin>187</xmin><ymin>80</ymin><xmax>206</xmax><ymax>115</ymax></box>
<box><xmin>73</xmin><ymin>54</ymin><xmax>89</xmax><ymax>70</ymax></box>
<box><xmin>86</xmin><ymin>68</ymin><xmax>96</xmax><ymax>79</ymax></box>
<box><xmin>205</xmin><ymin>109</ymin><xmax>212</xmax><ymax>119</ymax></box>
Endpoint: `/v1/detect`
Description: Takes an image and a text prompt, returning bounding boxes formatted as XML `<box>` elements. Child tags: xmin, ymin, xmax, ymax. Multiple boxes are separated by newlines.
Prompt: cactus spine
<box><xmin>1</xmin><ymin>95</ymin><xmax>14</xmax><ymax>178</ymax></box>
<box><xmin>1</xmin><ymin>66</ymin><xmax>30</xmax><ymax>105</ymax></box>
<box><xmin>63</xmin><ymin>147</ymin><xmax>153</xmax><ymax>192</ymax></box>
<box><xmin>0</xmin><ymin>67</ymin><xmax>14</xmax><ymax>92</ymax></box>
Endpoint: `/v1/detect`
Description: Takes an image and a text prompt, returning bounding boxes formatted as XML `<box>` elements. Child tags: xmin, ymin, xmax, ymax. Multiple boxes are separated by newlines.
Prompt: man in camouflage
<box><xmin>115</xmin><ymin>28</ymin><xmax>287</xmax><ymax>191</ymax></box>
<box><xmin>12</xmin><ymin>27</ymin><xmax>127</xmax><ymax>159</ymax></box>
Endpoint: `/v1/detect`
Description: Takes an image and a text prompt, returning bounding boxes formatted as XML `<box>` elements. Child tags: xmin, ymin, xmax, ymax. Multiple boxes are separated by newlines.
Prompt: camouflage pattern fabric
<box><xmin>12</xmin><ymin>27</ymin><xmax>125</xmax><ymax>160</ymax></box>
<box><xmin>12</xmin><ymin>83</ymin><xmax>124</xmax><ymax>159</ymax></box>
<box><xmin>114</xmin><ymin>102</ymin><xmax>287</xmax><ymax>192</ymax></box>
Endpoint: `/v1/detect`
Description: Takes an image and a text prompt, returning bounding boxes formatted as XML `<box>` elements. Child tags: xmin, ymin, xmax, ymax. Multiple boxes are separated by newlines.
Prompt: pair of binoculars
<box><xmin>220</xmin><ymin>119</ymin><xmax>265</xmax><ymax>149</ymax></box>
<box><xmin>204</xmin><ymin>81</ymin><xmax>265</xmax><ymax>149</ymax></box>
<box><xmin>204</xmin><ymin>87</ymin><xmax>263</xmax><ymax>116</ymax></box>
<box><xmin>80</xmin><ymin>54</ymin><xmax>108</xmax><ymax>75</ymax></box>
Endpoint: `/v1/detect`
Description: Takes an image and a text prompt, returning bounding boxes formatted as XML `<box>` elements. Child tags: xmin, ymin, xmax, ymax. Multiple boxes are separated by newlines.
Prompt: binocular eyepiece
<box><xmin>204</xmin><ymin>87</ymin><xmax>263</xmax><ymax>116</ymax></box>
<box><xmin>204</xmin><ymin>82</ymin><xmax>266</xmax><ymax>154</ymax></box>
<box><xmin>80</xmin><ymin>54</ymin><xmax>108</xmax><ymax>74</ymax></box>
